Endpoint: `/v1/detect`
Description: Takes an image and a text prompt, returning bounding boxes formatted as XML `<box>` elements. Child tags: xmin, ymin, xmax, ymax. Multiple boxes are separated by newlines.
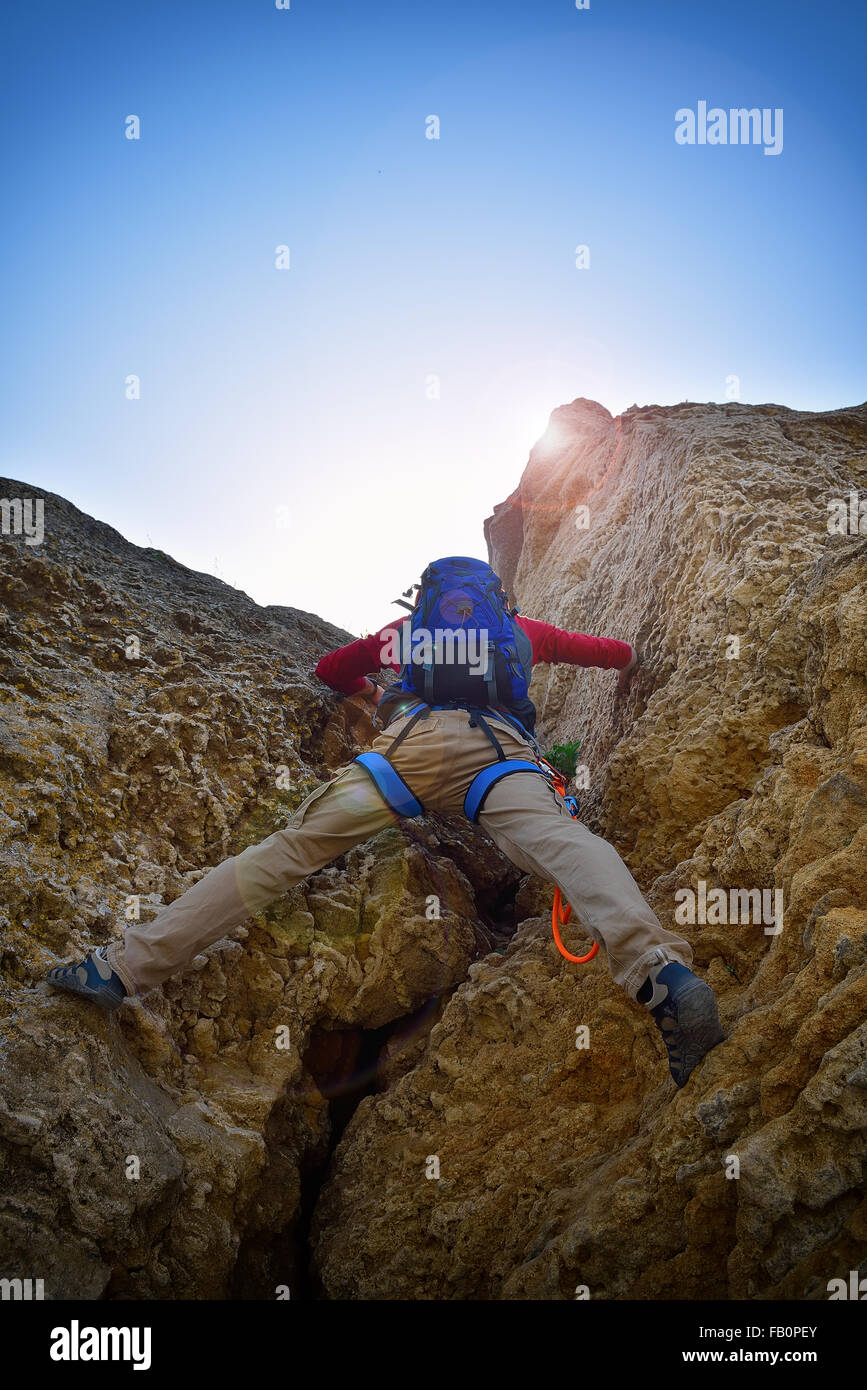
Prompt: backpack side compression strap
<box><xmin>463</xmin><ymin>759</ymin><xmax>548</xmax><ymax>823</ymax></box>
<box><xmin>355</xmin><ymin>752</ymin><xmax>425</xmax><ymax>818</ymax></box>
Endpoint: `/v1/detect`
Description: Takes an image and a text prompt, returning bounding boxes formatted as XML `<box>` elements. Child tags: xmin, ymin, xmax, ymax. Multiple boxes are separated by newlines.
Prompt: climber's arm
<box><xmin>516</xmin><ymin>614</ymin><xmax>636</xmax><ymax>683</ymax></box>
<box><xmin>614</xmin><ymin>644</ymin><xmax>639</xmax><ymax>692</ymax></box>
<box><xmin>315</xmin><ymin>620</ymin><xmax>406</xmax><ymax>698</ymax></box>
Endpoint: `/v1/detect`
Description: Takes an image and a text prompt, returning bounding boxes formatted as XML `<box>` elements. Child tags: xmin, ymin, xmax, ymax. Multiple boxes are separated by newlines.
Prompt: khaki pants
<box><xmin>107</xmin><ymin>707</ymin><xmax>692</xmax><ymax>1001</ymax></box>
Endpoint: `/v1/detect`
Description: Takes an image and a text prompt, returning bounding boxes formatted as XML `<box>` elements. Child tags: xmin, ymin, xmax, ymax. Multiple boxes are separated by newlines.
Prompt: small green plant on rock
<box><xmin>543</xmin><ymin>739</ymin><xmax>581</xmax><ymax>779</ymax></box>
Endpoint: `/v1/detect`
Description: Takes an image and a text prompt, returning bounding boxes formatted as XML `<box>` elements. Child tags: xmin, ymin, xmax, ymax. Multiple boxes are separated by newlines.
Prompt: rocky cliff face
<box><xmin>0</xmin><ymin>484</ymin><xmax>519</xmax><ymax>1298</ymax></box>
<box><xmin>312</xmin><ymin>400</ymin><xmax>867</xmax><ymax>1299</ymax></box>
<box><xmin>2</xmin><ymin>398</ymin><xmax>866</xmax><ymax>1301</ymax></box>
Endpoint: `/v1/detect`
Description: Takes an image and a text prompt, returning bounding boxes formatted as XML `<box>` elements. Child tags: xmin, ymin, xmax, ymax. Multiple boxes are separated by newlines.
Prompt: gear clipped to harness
<box><xmin>543</xmin><ymin>761</ymin><xmax>600</xmax><ymax>966</ymax></box>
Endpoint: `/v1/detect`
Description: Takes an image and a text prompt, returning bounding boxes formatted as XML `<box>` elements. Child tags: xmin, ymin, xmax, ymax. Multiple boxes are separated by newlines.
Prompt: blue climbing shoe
<box><xmin>638</xmin><ymin>961</ymin><xmax>724</xmax><ymax>1087</ymax></box>
<box><xmin>46</xmin><ymin>946</ymin><xmax>127</xmax><ymax>1013</ymax></box>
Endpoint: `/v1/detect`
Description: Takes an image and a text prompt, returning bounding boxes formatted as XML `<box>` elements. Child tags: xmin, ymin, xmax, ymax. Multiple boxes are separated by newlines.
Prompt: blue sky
<box><xmin>1</xmin><ymin>0</ymin><xmax>864</xmax><ymax>634</ymax></box>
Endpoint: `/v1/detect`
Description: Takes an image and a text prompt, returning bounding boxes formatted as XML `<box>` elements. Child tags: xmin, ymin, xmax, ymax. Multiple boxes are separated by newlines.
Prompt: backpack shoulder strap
<box><xmin>513</xmin><ymin>620</ymin><xmax>533</xmax><ymax>680</ymax></box>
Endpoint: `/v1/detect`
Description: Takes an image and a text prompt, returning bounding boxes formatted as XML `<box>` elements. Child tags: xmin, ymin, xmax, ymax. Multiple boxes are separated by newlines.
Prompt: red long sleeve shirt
<box><xmin>315</xmin><ymin>614</ymin><xmax>632</xmax><ymax>695</ymax></box>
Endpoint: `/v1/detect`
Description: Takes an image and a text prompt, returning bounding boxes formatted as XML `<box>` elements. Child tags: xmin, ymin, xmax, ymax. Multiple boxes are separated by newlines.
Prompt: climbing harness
<box><xmin>354</xmin><ymin>699</ymin><xmax>598</xmax><ymax>964</ymax></box>
<box><xmin>460</xmin><ymin>706</ymin><xmax>547</xmax><ymax>819</ymax></box>
<box><xmin>354</xmin><ymin>701</ymin><xmax>432</xmax><ymax>817</ymax></box>
<box><xmin>354</xmin><ymin>750</ymin><xmax>424</xmax><ymax>818</ymax></box>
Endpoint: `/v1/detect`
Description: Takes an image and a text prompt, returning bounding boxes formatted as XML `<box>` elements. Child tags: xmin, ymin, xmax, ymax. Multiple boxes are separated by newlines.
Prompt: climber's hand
<box><xmin>616</xmin><ymin>646</ymin><xmax>639</xmax><ymax>693</ymax></box>
<box><xmin>359</xmin><ymin>678</ymin><xmax>383</xmax><ymax>706</ymax></box>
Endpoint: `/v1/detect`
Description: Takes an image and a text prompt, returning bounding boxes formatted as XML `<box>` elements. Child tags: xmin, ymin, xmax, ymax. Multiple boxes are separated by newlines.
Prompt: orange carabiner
<box><xmin>542</xmin><ymin>758</ymin><xmax>599</xmax><ymax>963</ymax></box>
<box><xmin>552</xmin><ymin>888</ymin><xmax>599</xmax><ymax>963</ymax></box>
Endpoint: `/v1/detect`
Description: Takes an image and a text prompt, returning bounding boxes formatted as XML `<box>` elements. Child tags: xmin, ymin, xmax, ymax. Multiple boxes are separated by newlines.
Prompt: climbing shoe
<box><xmin>638</xmin><ymin>961</ymin><xmax>724</xmax><ymax>1087</ymax></box>
<box><xmin>46</xmin><ymin>945</ymin><xmax>128</xmax><ymax>1013</ymax></box>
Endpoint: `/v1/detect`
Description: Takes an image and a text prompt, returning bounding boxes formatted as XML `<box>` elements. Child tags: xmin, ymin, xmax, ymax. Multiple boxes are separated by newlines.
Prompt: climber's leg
<box><xmin>476</xmin><ymin>769</ymin><xmax>693</xmax><ymax>1000</ymax></box>
<box><xmin>377</xmin><ymin>704</ymin><xmax>723</xmax><ymax>1086</ymax></box>
<box><xmin>408</xmin><ymin>704</ymin><xmax>694</xmax><ymax>1000</ymax></box>
<box><xmin>49</xmin><ymin>706</ymin><xmax>448</xmax><ymax>1004</ymax></box>
<box><xmin>101</xmin><ymin>760</ymin><xmax>396</xmax><ymax>994</ymax></box>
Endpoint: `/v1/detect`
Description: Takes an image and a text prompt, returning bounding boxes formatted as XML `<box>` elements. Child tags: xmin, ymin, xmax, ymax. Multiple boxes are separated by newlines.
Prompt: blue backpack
<box><xmin>391</xmin><ymin>556</ymin><xmax>536</xmax><ymax>729</ymax></box>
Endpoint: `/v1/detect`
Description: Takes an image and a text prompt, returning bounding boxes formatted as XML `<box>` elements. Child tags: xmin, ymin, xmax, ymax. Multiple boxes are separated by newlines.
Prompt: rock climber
<box><xmin>48</xmin><ymin>556</ymin><xmax>724</xmax><ymax>1087</ymax></box>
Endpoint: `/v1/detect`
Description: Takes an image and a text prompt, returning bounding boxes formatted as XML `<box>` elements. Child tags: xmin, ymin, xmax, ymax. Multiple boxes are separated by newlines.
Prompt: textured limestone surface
<box><xmin>0</xmin><ymin>481</ymin><xmax>517</xmax><ymax>1298</ymax></box>
<box><xmin>311</xmin><ymin>400</ymin><xmax>867</xmax><ymax>1299</ymax></box>
<box><xmin>2</xmin><ymin>395</ymin><xmax>866</xmax><ymax>1302</ymax></box>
